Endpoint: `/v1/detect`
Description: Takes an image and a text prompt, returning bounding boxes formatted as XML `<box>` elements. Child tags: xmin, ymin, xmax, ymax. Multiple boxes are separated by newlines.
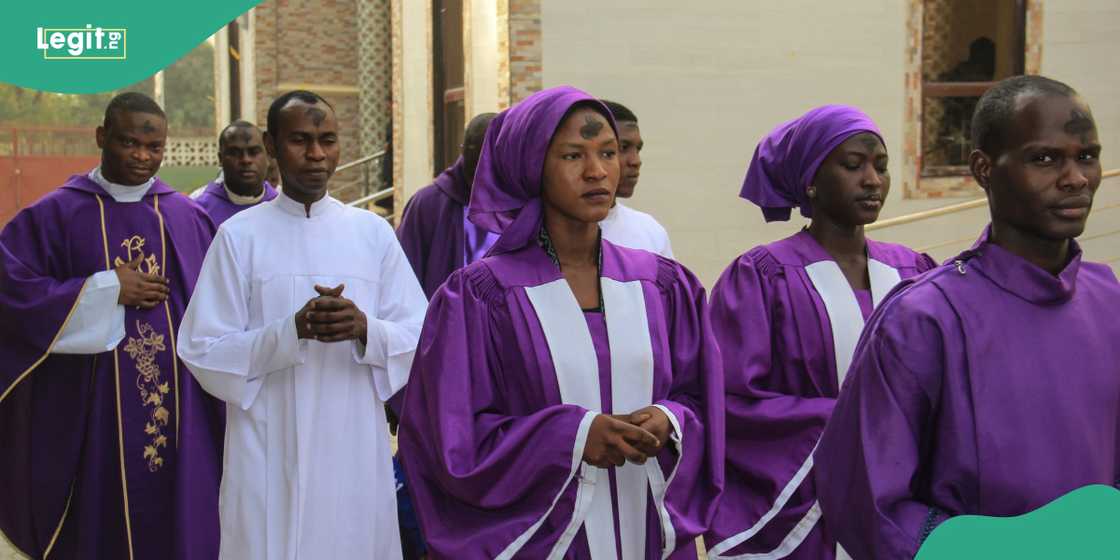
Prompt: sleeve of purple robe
<box><xmin>705</xmin><ymin>251</ymin><xmax>836</xmax><ymax>555</ymax></box>
<box><xmin>814</xmin><ymin>283</ymin><xmax>952</xmax><ymax>560</ymax></box>
<box><xmin>653</xmin><ymin>258</ymin><xmax>726</xmax><ymax>549</ymax></box>
<box><xmin>397</xmin><ymin>266</ymin><xmax>598</xmax><ymax>559</ymax></box>
<box><xmin>0</xmin><ymin>200</ymin><xmax>97</xmax><ymax>556</ymax></box>
<box><xmin>0</xmin><ymin>206</ymin><xmax>90</xmax><ymax>393</ymax></box>
<box><xmin>177</xmin><ymin>228</ymin><xmax>309</xmax><ymax>410</ymax></box>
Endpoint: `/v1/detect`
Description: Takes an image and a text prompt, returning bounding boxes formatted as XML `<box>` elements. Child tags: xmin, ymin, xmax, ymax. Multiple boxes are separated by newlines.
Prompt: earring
<box><xmin>806</xmin><ymin>186</ymin><xmax>817</xmax><ymax>198</ymax></box>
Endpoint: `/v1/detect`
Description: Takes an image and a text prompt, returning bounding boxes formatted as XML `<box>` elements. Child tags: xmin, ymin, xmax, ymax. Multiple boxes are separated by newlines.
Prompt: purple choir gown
<box><xmin>705</xmin><ymin>231</ymin><xmax>935</xmax><ymax>559</ymax></box>
<box><xmin>399</xmin><ymin>240</ymin><xmax>725</xmax><ymax>559</ymax></box>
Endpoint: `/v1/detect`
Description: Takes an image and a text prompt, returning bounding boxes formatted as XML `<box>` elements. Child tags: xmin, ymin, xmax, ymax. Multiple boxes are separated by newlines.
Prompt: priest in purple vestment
<box><xmin>704</xmin><ymin>105</ymin><xmax>936</xmax><ymax>560</ymax></box>
<box><xmin>398</xmin><ymin>86</ymin><xmax>725</xmax><ymax>559</ymax></box>
<box><xmin>814</xmin><ymin>76</ymin><xmax>1120</xmax><ymax>559</ymax></box>
<box><xmin>396</xmin><ymin>112</ymin><xmax>499</xmax><ymax>299</ymax></box>
<box><xmin>194</xmin><ymin>121</ymin><xmax>279</xmax><ymax>227</ymax></box>
<box><xmin>0</xmin><ymin>93</ymin><xmax>222</xmax><ymax>559</ymax></box>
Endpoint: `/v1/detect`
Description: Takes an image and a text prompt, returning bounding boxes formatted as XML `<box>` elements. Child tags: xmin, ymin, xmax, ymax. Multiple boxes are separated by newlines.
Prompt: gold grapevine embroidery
<box><xmin>124</xmin><ymin>321</ymin><xmax>170</xmax><ymax>472</ymax></box>
<box><xmin>114</xmin><ymin>235</ymin><xmax>170</xmax><ymax>472</ymax></box>
<box><xmin>112</xmin><ymin>235</ymin><xmax>160</xmax><ymax>276</ymax></box>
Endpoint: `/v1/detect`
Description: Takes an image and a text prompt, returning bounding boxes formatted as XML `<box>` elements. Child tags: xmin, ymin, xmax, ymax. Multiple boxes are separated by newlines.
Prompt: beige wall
<box><xmin>465</xmin><ymin>0</ymin><xmax>502</xmax><ymax>116</ymax></box>
<box><xmin>540</xmin><ymin>0</ymin><xmax>1120</xmax><ymax>283</ymax></box>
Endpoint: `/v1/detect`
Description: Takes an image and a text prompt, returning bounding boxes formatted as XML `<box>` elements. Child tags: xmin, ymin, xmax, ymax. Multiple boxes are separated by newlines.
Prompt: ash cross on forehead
<box><xmin>306</xmin><ymin>107</ymin><xmax>328</xmax><ymax>126</ymax></box>
<box><xmin>1064</xmin><ymin>109</ymin><xmax>1095</xmax><ymax>144</ymax></box>
<box><xmin>580</xmin><ymin>114</ymin><xmax>604</xmax><ymax>140</ymax></box>
<box><xmin>226</xmin><ymin>127</ymin><xmax>253</xmax><ymax>143</ymax></box>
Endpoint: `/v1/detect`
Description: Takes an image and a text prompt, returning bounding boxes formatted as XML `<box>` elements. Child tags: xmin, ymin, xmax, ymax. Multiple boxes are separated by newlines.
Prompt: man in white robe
<box><xmin>598</xmin><ymin>99</ymin><xmax>674</xmax><ymax>258</ymax></box>
<box><xmin>177</xmin><ymin>90</ymin><xmax>426</xmax><ymax>560</ymax></box>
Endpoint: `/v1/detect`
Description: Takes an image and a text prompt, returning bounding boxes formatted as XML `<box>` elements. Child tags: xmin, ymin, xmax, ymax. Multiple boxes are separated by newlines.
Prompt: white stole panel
<box><xmin>804</xmin><ymin>259</ymin><xmax>901</xmax><ymax>387</ymax></box>
<box><xmin>521</xmin><ymin>277</ymin><xmax>667</xmax><ymax>559</ymax></box>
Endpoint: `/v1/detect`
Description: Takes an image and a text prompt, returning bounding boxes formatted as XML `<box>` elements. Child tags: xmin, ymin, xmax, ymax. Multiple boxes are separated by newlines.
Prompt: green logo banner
<box><xmin>2</xmin><ymin>0</ymin><xmax>261</xmax><ymax>93</ymax></box>
<box><xmin>917</xmin><ymin>485</ymin><xmax>1120</xmax><ymax>559</ymax></box>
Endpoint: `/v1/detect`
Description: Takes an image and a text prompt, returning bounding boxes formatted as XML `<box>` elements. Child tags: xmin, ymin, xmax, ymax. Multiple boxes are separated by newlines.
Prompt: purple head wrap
<box><xmin>468</xmin><ymin>86</ymin><xmax>617</xmax><ymax>255</ymax></box>
<box><xmin>739</xmin><ymin>104</ymin><xmax>882</xmax><ymax>222</ymax></box>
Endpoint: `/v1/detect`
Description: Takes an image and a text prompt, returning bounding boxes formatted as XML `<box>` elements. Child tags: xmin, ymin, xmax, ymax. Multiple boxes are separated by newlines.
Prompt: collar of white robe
<box><xmin>275</xmin><ymin>190</ymin><xmax>337</xmax><ymax>219</ymax></box>
<box><xmin>89</xmin><ymin>166</ymin><xmax>155</xmax><ymax>203</ymax></box>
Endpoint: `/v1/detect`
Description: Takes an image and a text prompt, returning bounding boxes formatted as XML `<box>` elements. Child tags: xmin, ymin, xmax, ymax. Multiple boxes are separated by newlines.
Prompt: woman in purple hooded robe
<box><xmin>703</xmin><ymin>106</ymin><xmax>936</xmax><ymax>559</ymax></box>
<box><xmin>397</xmin><ymin>86</ymin><xmax>724</xmax><ymax>559</ymax></box>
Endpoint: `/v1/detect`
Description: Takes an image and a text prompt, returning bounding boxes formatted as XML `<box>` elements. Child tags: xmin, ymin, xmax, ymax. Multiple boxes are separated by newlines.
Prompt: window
<box><xmin>920</xmin><ymin>0</ymin><xmax>1025</xmax><ymax>177</ymax></box>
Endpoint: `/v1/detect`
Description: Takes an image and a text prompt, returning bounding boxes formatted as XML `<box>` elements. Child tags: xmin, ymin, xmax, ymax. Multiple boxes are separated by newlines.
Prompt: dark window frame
<box><xmin>919</xmin><ymin>0</ymin><xmax>1027</xmax><ymax>177</ymax></box>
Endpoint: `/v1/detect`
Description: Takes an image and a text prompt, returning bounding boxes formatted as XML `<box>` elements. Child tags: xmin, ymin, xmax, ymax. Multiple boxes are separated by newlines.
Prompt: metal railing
<box><xmin>320</xmin><ymin>149</ymin><xmax>390</xmax><ymax>212</ymax></box>
<box><xmin>336</xmin><ymin>148</ymin><xmax>394</xmax><ymax>210</ymax></box>
<box><xmin>867</xmin><ymin>168</ymin><xmax>1120</xmax><ymax>232</ymax></box>
<box><xmin>347</xmin><ymin>187</ymin><xmax>395</xmax><ymax>208</ymax></box>
<box><xmin>337</xmin><ymin>150</ymin><xmax>386</xmax><ymax>173</ymax></box>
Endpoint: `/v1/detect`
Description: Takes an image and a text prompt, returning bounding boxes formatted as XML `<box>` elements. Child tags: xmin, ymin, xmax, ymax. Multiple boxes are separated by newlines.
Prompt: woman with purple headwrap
<box><xmin>703</xmin><ymin>106</ymin><xmax>936</xmax><ymax>559</ymax></box>
<box><xmin>397</xmin><ymin>86</ymin><xmax>724</xmax><ymax>559</ymax></box>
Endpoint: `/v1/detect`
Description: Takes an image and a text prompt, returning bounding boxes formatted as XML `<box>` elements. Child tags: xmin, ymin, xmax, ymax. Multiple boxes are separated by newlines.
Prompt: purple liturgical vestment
<box><xmin>704</xmin><ymin>231</ymin><xmax>935</xmax><ymax>559</ymax></box>
<box><xmin>398</xmin><ymin>86</ymin><xmax>724</xmax><ymax>559</ymax></box>
<box><xmin>0</xmin><ymin>174</ymin><xmax>223</xmax><ymax>559</ymax></box>
<box><xmin>814</xmin><ymin>229</ymin><xmax>1120</xmax><ymax>560</ymax></box>
<box><xmin>396</xmin><ymin>157</ymin><xmax>497</xmax><ymax>299</ymax></box>
<box><xmin>194</xmin><ymin>180</ymin><xmax>278</xmax><ymax>227</ymax></box>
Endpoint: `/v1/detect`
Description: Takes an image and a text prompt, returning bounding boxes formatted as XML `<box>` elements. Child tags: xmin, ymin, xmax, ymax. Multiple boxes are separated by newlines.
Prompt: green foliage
<box><xmin>163</xmin><ymin>41</ymin><xmax>216</xmax><ymax>134</ymax></box>
<box><xmin>0</xmin><ymin>41</ymin><xmax>214</xmax><ymax>133</ymax></box>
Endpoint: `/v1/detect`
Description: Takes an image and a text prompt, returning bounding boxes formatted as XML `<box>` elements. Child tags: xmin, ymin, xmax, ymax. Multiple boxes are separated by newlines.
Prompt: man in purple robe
<box><xmin>814</xmin><ymin>76</ymin><xmax>1120</xmax><ymax>559</ymax></box>
<box><xmin>0</xmin><ymin>92</ymin><xmax>222</xmax><ymax>559</ymax></box>
<box><xmin>396</xmin><ymin>112</ymin><xmax>498</xmax><ymax>298</ymax></box>
<box><xmin>398</xmin><ymin>86</ymin><xmax>725</xmax><ymax>558</ymax></box>
<box><xmin>194</xmin><ymin>121</ymin><xmax>278</xmax><ymax>227</ymax></box>
<box><xmin>704</xmin><ymin>105</ymin><xmax>936</xmax><ymax>559</ymax></box>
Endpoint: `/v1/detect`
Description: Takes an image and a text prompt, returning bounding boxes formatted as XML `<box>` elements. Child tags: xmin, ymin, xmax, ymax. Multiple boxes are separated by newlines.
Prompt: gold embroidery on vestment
<box><xmin>113</xmin><ymin>234</ymin><xmax>172</xmax><ymax>471</ymax></box>
<box><xmin>123</xmin><ymin>320</ymin><xmax>169</xmax><ymax>472</ymax></box>
<box><xmin>113</xmin><ymin>235</ymin><xmax>160</xmax><ymax>276</ymax></box>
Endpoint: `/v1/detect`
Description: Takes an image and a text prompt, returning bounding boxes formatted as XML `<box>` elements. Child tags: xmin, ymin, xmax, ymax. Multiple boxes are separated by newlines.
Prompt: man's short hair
<box><xmin>219</xmin><ymin>120</ymin><xmax>259</xmax><ymax>150</ymax></box>
<box><xmin>267</xmin><ymin>90</ymin><xmax>335</xmax><ymax>138</ymax></box>
<box><xmin>600</xmin><ymin>99</ymin><xmax>638</xmax><ymax>124</ymax></box>
<box><xmin>103</xmin><ymin>91</ymin><xmax>166</xmax><ymax>130</ymax></box>
<box><xmin>971</xmin><ymin>75</ymin><xmax>1077</xmax><ymax>156</ymax></box>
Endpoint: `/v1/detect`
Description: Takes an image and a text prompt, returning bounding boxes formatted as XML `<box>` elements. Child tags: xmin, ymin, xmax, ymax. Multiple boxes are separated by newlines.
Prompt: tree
<box><xmin>0</xmin><ymin>41</ymin><xmax>214</xmax><ymax>133</ymax></box>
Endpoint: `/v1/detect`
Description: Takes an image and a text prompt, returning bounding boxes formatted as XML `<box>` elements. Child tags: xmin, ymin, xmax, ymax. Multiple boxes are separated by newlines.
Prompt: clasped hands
<box><xmin>294</xmin><ymin>284</ymin><xmax>368</xmax><ymax>345</ymax></box>
<box><xmin>115</xmin><ymin>255</ymin><xmax>169</xmax><ymax>309</ymax></box>
<box><xmin>582</xmin><ymin>406</ymin><xmax>673</xmax><ymax>468</ymax></box>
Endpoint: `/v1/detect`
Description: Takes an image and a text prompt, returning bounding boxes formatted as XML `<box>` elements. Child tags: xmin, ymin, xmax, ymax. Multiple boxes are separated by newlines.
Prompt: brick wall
<box><xmin>252</xmin><ymin>0</ymin><xmax>369</xmax><ymax>197</ymax></box>
<box><xmin>508</xmin><ymin>0</ymin><xmax>542</xmax><ymax>104</ymax></box>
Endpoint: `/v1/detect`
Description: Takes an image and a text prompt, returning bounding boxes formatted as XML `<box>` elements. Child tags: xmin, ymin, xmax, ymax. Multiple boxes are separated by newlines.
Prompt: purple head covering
<box><xmin>739</xmin><ymin>104</ymin><xmax>882</xmax><ymax>222</ymax></box>
<box><xmin>468</xmin><ymin>86</ymin><xmax>617</xmax><ymax>255</ymax></box>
